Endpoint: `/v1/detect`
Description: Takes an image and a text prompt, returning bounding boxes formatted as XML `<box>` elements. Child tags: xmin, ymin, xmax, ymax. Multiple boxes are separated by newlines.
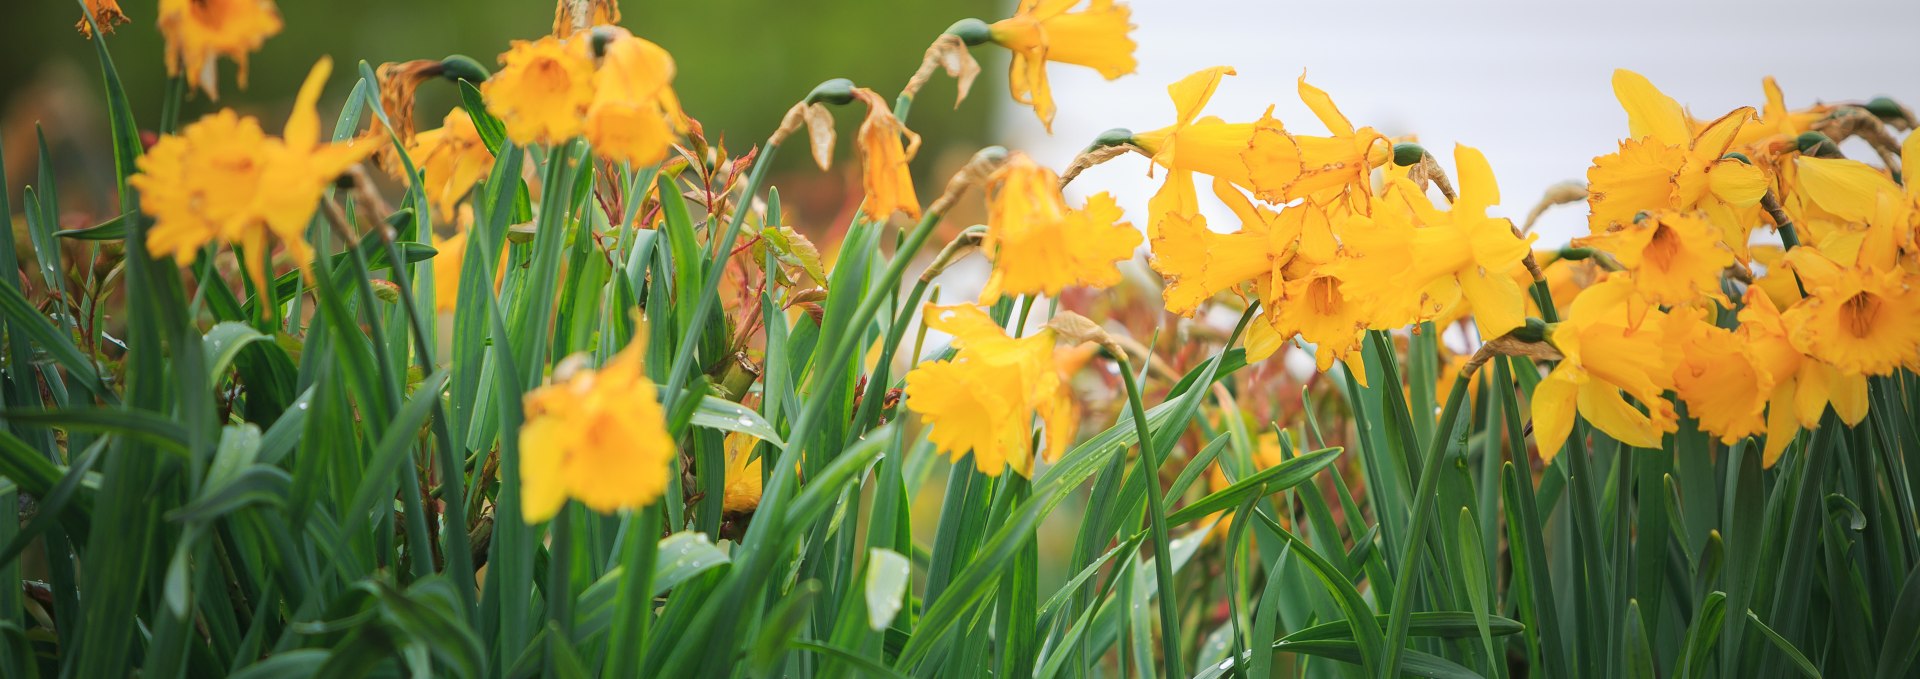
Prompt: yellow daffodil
<box><xmin>553</xmin><ymin>0</ymin><xmax>620</xmax><ymax>36</ymax></box>
<box><xmin>130</xmin><ymin>57</ymin><xmax>378</xmax><ymax>298</ymax></box>
<box><xmin>1748</xmin><ymin>245</ymin><xmax>1803</xmax><ymax>311</ymax></box>
<box><xmin>988</xmin><ymin>0</ymin><xmax>1137</xmax><ymax>132</ymax></box>
<box><xmin>76</xmin><ymin>0</ymin><xmax>128</xmax><ymax>36</ymax></box>
<box><xmin>483</xmin><ymin>35</ymin><xmax>595</xmax><ymax>146</ymax></box>
<box><xmin>158</xmin><ymin>0</ymin><xmax>284</xmax><ymax>99</ymax></box>
<box><xmin>852</xmin><ymin>88</ymin><xmax>922</xmax><ymax>222</ymax></box>
<box><xmin>408</xmin><ymin>108</ymin><xmax>495</xmax><ymax>217</ymax></box>
<box><xmin>1242</xmin><ymin>76</ymin><xmax>1389</xmax><ymax>207</ymax></box>
<box><xmin>981</xmin><ymin>153</ymin><xmax>1142</xmax><ymax>302</ymax></box>
<box><xmin>1323</xmin><ymin>146</ymin><xmax>1534</xmax><ymax>337</ymax></box>
<box><xmin>1781</xmin><ymin>248</ymin><xmax>1920</xmax><ymax>377</ymax></box>
<box><xmin>1587</xmin><ymin>70</ymin><xmax>1769</xmax><ymax>234</ymax></box>
<box><xmin>1793</xmin><ymin>143</ymin><xmax>1917</xmax><ymax>271</ymax></box>
<box><xmin>520</xmin><ymin>335</ymin><xmax>675</xmax><ymax>523</ymax></box>
<box><xmin>1130</xmin><ymin>67</ymin><xmax>1257</xmax><ymax>237</ymax></box>
<box><xmin>1735</xmin><ymin>286</ymin><xmax>1861</xmax><ymax>466</ymax></box>
<box><xmin>722</xmin><ymin>433</ymin><xmax>764</xmax><ymax>514</ymax></box>
<box><xmin>586</xmin><ymin>31</ymin><xmax>687</xmax><ymax>167</ymax></box>
<box><xmin>903</xmin><ymin>304</ymin><xmax>1076</xmax><ymax>477</ymax></box>
<box><xmin>1666</xmin><ymin>306</ymin><xmax>1770</xmax><ymax>445</ymax></box>
<box><xmin>1726</xmin><ymin>77</ymin><xmax>1830</xmax><ymax>152</ymax></box>
<box><xmin>1572</xmin><ymin>210</ymin><xmax>1734</xmax><ymax>309</ymax></box>
<box><xmin>1531</xmin><ymin>276</ymin><xmax>1679</xmax><ymax>456</ymax></box>
<box><xmin>1259</xmin><ymin>263</ymin><xmax>1372</xmax><ymax>386</ymax></box>
<box><xmin>433</xmin><ymin>227</ymin><xmax>467</xmax><ymax>313</ymax></box>
<box><xmin>1149</xmin><ymin>178</ymin><xmax>1308</xmax><ymax>316</ymax></box>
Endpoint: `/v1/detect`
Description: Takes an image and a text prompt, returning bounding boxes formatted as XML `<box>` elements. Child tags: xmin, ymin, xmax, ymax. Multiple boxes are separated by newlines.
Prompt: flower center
<box><xmin>1644</xmin><ymin>223</ymin><xmax>1680</xmax><ymax>271</ymax></box>
<box><xmin>1841</xmin><ymin>291</ymin><xmax>1882</xmax><ymax>339</ymax></box>
<box><xmin>1308</xmin><ymin>276</ymin><xmax>1342</xmax><ymax>315</ymax></box>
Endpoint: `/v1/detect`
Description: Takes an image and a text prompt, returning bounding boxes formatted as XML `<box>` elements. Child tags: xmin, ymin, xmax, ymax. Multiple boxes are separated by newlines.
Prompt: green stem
<box><xmin>1378</xmin><ymin>371</ymin><xmax>1473</xmax><ymax>679</ymax></box>
<box><xmin>1116</xmin><ymin>353</ymin><xmax>1186</xmax><ymax>677</ymax></box>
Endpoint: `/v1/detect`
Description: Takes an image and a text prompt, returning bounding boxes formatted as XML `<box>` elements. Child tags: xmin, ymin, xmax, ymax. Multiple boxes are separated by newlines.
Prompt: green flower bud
<box><xmin>1391</xmin><ymin>142</ymin><xmax>1428</xmax><ymax>167</ymax></box>
<box><xmin>806</xmin><ymin>78</ymin><xmax>857</xmax><ymax>106</ymax></box>
<box><xmin>945</xmin><ymin>18</ymin><xmax>993</xmax><ymax>46</ymax></box>
<box><xmin>1796</xmin><ymin>131</ymin><xmax>1842</xmax><ymax>158</ymax></box>
<box><xmin>438</xmin><ymin>55</ymin><xmax>490</xmax><ymax>83</ymax></box>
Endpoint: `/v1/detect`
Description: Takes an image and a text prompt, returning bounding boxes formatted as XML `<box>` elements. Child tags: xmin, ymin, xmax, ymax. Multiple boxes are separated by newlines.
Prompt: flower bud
<box><xmin>806</xmin><ymin>78</ymin><xmax>857</xmax><ymax>106</ymax></box>
<box><xmin>1391</xmin><ymin>142</ymin><xmax>1428</xmax><ymax>167</ymax></box>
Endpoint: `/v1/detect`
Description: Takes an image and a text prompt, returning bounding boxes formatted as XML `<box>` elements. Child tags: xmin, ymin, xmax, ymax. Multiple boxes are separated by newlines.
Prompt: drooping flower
<box><xmin>1530</xmin><ymin>276</ymin><xmax>1680</xmax><ymax>457</ymax></box>
<box><xmin>1586</xmin><ymin>70</ymin><xmax>1769</xmax><ymax>233</ymax></box>
<box><xmin>1666</xmin><ymin>306</ymin><xmax>1770</xmax><ymax>445</ymax></box>
<box><xmin>852</xmin><ymin>88</ymin><xmax>922</xmax><ymax>222</ymax></box>
<box><xmin>75</xmin><ymin>0</ymin><xmax>129</xmax><ymax>37</ymax></box>
<box><xmin>1781</xmin><ymin>248</ymin><xmax>1920</xmax><ymax>377</ymax></box>
<box><xmin>520</xmin><ymin>335</ymin><xmax>675</xmax><ymax>523</ymax></box>
<box><xmin>585</xmin><ymin>31</ymin><xmax>687</xmax><ymax>167</ymax></box>
<box><xmin>1793</xmin><ymin>147</ymin><xmax>1917</xmax><ymax>271</ymax></box>
<box><xmin>1735</xmin><ymin>286</ymin><xmax>1862</xmax><ymax>466</ymax></box>
<box><xmin>553</xmin><ymin>0</ymin><xmax>620</xmax><ymax>36</ymax></box>
<box><xmin>483</xmin><ymin>35</ymin><xmax>596</xmax><ymax>146</ymax></box>
<box><xmin>1130</xmin><ymin>67</ymin><xmax>1256</xmax><ymax>235</ymax></box>
<box><xmin>981</xmin><ymin>153</ymin><xmax>1142</xmax><ymax>302</ymax></box>
<box><xmin>1322</xmin><ymin>145</ymin><xmax>1534</xmax><ymax>337</ymax></box>
<box><xmin>1241</xmin><ymin>76</ymin><xmax>1389</xmax><ymax>207</ymax></box>
<box><xmin>158</xmin><ymin>0</ymin><xmax>284</xmax><ymax>99</ymax></box>
<box><xmin>903</xmin><ymin>304</ymin><xmax>1076</xmax><ymax>477</ymax></box>
<box><xmin>130</xmin><ymin>57</ymin><xmax>378</xmax><ymax>297</ymax></box>
<box><xmin>1572</xmin><ymin>210</ymin><xmax>1735</xmax><ymax>309</ymax></box>
<box><xmin>988</xmin><ymin>0</ymin><xmax>1137</xmax><ymax>132</ymax></box>
<box><xmin>409</xmin><ymin>108</ymin><xmax>496</xmax><ymax>217</ymax></box>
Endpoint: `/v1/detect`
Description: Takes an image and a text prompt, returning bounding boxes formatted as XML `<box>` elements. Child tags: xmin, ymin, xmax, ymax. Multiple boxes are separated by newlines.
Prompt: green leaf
<box><xmin>1164</xmin><ymin>446</ymin><xmax>1343</xmax><ymax>524</ymax></box>
<box><xmin>653</xmin><ymin>531</ymin><xmax>731</xmax><ymax>596</ymax></box>
<box><xmin>52</xmin><ymin>211</ymin><xmax>130</xmax><ymax>240</ymax></box>
<box><xmin>686</xmin><ymin>393</ymin><xmax>787</xmax><ymax>449</ymax></box>
<box><xmin>865</xmin><ymin>548</ymin><xmax>910</xmax><ymax>631</ymax></box>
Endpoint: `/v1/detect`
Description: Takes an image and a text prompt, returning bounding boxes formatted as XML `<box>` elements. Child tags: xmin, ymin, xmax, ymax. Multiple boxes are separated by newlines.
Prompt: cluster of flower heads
<box><xmin>108</xmin><ymin>0</ymin><xmax>1920</xmax><ymax>520</ymax></box>
<box><xmin>1545</xmin><ymin>71</ymin><xmax>1920</xmax><ymax>465</ymax></box>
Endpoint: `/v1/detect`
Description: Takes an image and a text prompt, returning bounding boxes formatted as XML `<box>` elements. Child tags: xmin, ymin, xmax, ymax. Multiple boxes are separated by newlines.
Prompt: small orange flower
<box><xmin>852</xmin><ymin>88</ymin><xmax>922</xmax><ymax>222</ymax></box>
<box><xmin>903</xmin><ymin>304</ymin><xmax>1077</xmax><ymax>477</ymax></box>
<box><xmin>521</xmin><ymin>336</ymin><xmax>676</xmax><ymax>523</ymax></box>
<box><xmin>158</xmin><ymin>0</ymin><xmax>284</xmax><ymax>99</ymax></box>
<box><xmin>988</xmin><ymin>0</ymin><xmax>1138</xmax><ymax>132</ymax></box>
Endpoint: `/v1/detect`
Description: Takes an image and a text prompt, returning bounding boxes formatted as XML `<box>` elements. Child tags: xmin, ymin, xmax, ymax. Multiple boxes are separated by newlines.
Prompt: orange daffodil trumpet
<box><xmin>980</xmin><ymin>0</ymin><xmax>1138</xmax><ymax>132</ymax></box>
<box><xmin>980</xmin><ymin>153</ymin><xmax>1142</xmax><ymax>303</ymax></box>
<box><xmin>903</xmin><ymin>304</ymin><xmax>1077</xmax><ymax>478</ymax></box>
<box><xmin>158</xmin><ymin>0</ymin><xmax>284</xmax><ymax>99</ymax></box>
<box><xmin>520</xmin><ymin>333</ymin><xmax>675</xmax><ymax>523</ymax></box>
<box><xmin>130</xmin><ymin>57</ymin><xmax>378</xmax><ymax>299</ymax></box>
<box><xmin>482</xmin><ymin>26</ymin><xmax>686</xmax><ymax>166</ymax></box>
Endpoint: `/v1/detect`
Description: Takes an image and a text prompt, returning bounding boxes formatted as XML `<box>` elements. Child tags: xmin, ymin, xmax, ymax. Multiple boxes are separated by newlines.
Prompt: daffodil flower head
<box><xmin>409</xmin><ymin>108</ymin><xmax>496</xmax><ymax>217</ymax></box>
<box><xmin>1259</xmin><ymin>262</ymin><xmax>1372</xmax><ymax>387</ymax></box>
<box><xmin>903</xmin><ymin>304</ymin><xmax>1077</xmax><ymax>478</ymax></box>
<box><xmin>585</xmin><ymin>30</ymin><xmax>687</xmax><ymax>166</ymax></box>
<box><xmin>130</xmin><ymin>57</ymin><xmax>378</xmax><ymax>302</ymax></box>
<box><xmin>483</xmin><ymin>35</ymin><xmax>596</xmax><ymax>146</ymax></box>
<box><xmin>989</xmin><ymin>0</ymin><xmax>1138</xmax><ymax>132</ymax></box>
<box><xmin>1572</xmin><ymin>210</ymin><xmax>1734</xmax><ymax>309</ymax></box>
<box><xmin>1241</xmin><ymin>76</ymin><xmax>1390</xmax><ymax>207</ymax></box>
<box><xmin>852</xmin><ymin>88</ymin><xmax>923</xmax><ymax>222</ymax></box>
<box><xmin>1667</xmin><ymin>306</ymin><xmax>1771</xmax><ymax>446</ymax></box>
<box><xmin>1529</xmin><ymin>275</ymin><xmax>1680</xmax><ymax>458</ymax></box>
<box><xmin>981</xmin><ymin>153</ymin><xmax>1142</xmax><ymax>303</ymax></box>
<box><xmin>1793</xmin><ymin>151</ymin><xmax>1918</xmax><ymax>272</ymax></box>
<box><xmin>1780</xmin><ymin>247</ymin><xmax>1920</xmax><ymax>378</ymax></box>
<box><xmin>1588</xmin><ymin>70</ymin><xmax>1769</xmax><ymax>234</ymax></box>
<box><xmin>158</xmin><ymin>0</ymin><xmax>284</xmax><ymax>99</ymax></box>
<box><xmin>519</xmin><ymin>332</ymin><xmax>676</xmax><ymax>523</ymax></box>
<box><xmin>1732</xmin><ymin>286</ymin><xmax>1861</xmax><ymax>466</ymax></box>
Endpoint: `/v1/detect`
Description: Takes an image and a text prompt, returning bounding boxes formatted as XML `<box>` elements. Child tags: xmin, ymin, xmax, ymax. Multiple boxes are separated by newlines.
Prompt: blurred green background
<box><xmin>1</xmin><ymin>0</ymin><xmax>1001</xmax><ymax>227</ymax></box>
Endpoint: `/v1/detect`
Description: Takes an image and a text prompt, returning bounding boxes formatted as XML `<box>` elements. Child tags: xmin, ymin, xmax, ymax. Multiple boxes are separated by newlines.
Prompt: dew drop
<box><xmin>737</xmin><ymin>416</ymin><xmax>755</xmax><ymax>427</ymax></box>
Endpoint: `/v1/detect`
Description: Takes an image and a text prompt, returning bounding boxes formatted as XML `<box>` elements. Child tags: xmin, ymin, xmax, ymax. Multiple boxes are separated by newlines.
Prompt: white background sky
<box><xmin>999</xmin><ymin>0</ymin><xmax>1920</xmax><ymax>247</ymax></box>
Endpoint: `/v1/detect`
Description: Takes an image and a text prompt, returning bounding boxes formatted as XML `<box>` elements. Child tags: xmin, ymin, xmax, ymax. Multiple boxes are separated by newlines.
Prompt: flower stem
<box><xmin>1378</xmin><ymin>370</ymin><xmax>1473</xmax><ymax>679</ymax></box>
<box><xmin>1114</xmin><ymin>350</ymin><xmax>1186</xmax><ymax>677</ymax></box>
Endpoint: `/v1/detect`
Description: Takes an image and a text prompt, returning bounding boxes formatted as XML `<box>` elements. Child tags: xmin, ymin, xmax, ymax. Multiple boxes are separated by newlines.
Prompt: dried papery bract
<box><xmin>375</xmin><ymin>59</ymin><xmax>445</xmax><ymax>173</ymax></box>
<box><xmin>553</xmin><ymin>0</ymin><xmax>619</xmax><ymax>36</ymax></box>
<box><xmin>773</xmin><ymin>101</ymin><xmax>837</xmax><ymax>171</ymax></box>
<box><xmin>903</xmin><ymin>33</ymin><xmax>982</xmax><ymax>107</ymax></box>
<box><xmin>76</xmin><ymin>0</ymin><xmax>128</xmax><ymax>37</ymax></box>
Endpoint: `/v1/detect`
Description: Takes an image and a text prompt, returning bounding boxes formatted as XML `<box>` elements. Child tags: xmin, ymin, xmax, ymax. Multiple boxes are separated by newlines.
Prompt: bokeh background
<box><xmin>7</xmin><ymin>0</ymin><xmax>1920</xmax><ymax>242</ymax></box>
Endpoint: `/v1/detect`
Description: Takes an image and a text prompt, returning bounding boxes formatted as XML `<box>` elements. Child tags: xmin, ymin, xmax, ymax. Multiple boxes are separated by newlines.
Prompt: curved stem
<box><xmin>1115</xmin><ymin>351</ymin><xmax>1185</xmax><ymax>677</ymax></box>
